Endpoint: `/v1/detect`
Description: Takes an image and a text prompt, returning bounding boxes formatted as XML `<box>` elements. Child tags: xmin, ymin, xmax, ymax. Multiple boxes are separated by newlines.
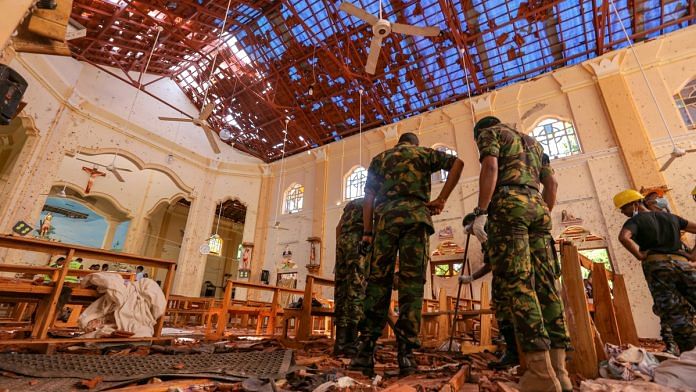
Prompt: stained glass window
<box><xmin>432</xmin><ymin>145</ymin><xmax>457</xmax><ymax>182</ymax></box>
<box><xmin>674</xmin><ymin>79</ymin><xmax>696</xmax><ymax>130</ymax></box>
<box><xmin>530</xmin><ymin>118</ymin><xmax>582</xmax><ymax>159</ymax></box>
<box><xmin>344</xmin><ymin>166</ymin><xmax>367</xmax><ymax>201</ymax></box>
<box><xmin>284</xmin><ymin>184</ymin><xmax>303</xmax><ymax>214</ymax></box>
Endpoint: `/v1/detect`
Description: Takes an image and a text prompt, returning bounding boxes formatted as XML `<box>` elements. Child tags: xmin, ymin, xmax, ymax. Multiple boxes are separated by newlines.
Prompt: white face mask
<box><xmin>632</xmin><ymin>205</ymin><xmax>639</xmax><ymax>217</ymax></box>
<box><xmin>655</xmin><ymin>197</ymin><xmax>669</xmax><ymax>210</ymax></box>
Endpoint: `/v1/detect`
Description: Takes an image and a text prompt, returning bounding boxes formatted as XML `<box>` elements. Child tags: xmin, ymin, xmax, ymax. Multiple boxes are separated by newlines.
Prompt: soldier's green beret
<box><xmin>473</xmin><ymin>116</ymin><xmax>501</xmax><ymax>139</ymax></box>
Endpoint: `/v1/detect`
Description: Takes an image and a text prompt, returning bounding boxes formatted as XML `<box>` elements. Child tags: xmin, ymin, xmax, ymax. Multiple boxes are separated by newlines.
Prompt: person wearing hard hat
<box><xmin>471</xmin><ymin>116</ymin><xmax>570</xmax><ymax>392</ymax></box>
<box><xmin>692</xmin><ymin>186</ymin><xmax>696</xmax><ymax>203</ymax></box>
<box><xmin>614</xmin><ymin>189</ymin><xmax>696</xmax><ymax>353</ymax></box>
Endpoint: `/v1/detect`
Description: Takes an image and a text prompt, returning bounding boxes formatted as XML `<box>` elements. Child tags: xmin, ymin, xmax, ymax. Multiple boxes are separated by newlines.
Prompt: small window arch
<box><xmin>284</xmin><ymin>183</ymin><xmax>304</xmax><ymax>214</ymax></box>
<box><xmin>674</xmin><ymin>78</ymin><xmax>696</xmax><ymax>130</ymax></box>
<box><xmin>530</xmin><ymin>118</ymin><xmax>582</xmax><ymax>159</ymax></box>
<box><xmin>344</xmin><ymin>166</ymin><xmax>367</xmax><ymax>201</ymax></box>
<box><xmin>432</xmin><ymin>145</ymin><xmax>457</xmax><ymax>182</ymax></box>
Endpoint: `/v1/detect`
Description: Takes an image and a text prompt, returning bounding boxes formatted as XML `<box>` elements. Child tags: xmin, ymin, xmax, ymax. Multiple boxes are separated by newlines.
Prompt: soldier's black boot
<box><xmin>397</xmin><ymin>341</ymin><xmax>417</xmax><ymax>376</ymax></box>
<box><xmin>348</xmin><ymin>338</ymin><xmax>376</xmax><ymax>376</ymax></box>
<box><xmin>343</xmin><ymin>323</ymin><xmax>359</xmax><ymax>357</ymax></box>
<box><xmin>333</xmin><ymin>326</ymin><xmax>349</xmax><ymax>356</ymax></box>
<box><xmin>489</xmin><ymin>325</ymin><xmax>520</xmax><ymax>370</ymax></box>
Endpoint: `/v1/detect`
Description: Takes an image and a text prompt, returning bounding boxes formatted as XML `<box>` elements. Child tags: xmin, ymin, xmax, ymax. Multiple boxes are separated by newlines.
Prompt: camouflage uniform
<box><xmin>360</xmin><ymin>142</ymin><xmax>457</xmax><ymax>348</ymax></box>
<box><xmin>334</xmin><ymin>198</ymin><xmax>367</xmax><ymax>327</ymax></box>
<box><xmin>477</xmin><ymin>123</ymin><xmax>570</xmax><ymax>353</ymax></box>
<box><xmin>643</xmin><ymin>259</ymin><xmax>696</xmax><ymax>351</ymax></box>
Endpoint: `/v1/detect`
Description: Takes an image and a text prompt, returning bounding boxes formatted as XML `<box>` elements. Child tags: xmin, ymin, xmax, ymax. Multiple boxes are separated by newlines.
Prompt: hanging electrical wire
<box><xmin>272</xmin><ymin>119</ymin><xmax>290</xmax><ymax>227</ymax></box>
<box><xmin>460</xmin><ymin>48</ymin><xmax>477</xmax><ymax>129</ymax></box>
<box><xmin>202</xmin><ymin>0</ymin><xmax>233</xmax><ymax>108</ymax></box>
<box><xmin>359</xmin><ymin>88</ymin><xmax>364</xmax><ymax>167</ymax></box>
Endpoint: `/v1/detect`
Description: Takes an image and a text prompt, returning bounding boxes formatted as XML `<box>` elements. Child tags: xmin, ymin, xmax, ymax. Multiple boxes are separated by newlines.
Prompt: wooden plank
<box><xmin>436</xmin><ymin>288</ymin><xmax>449</xmax><ymax>342</ymax></box>
<box><xmin>154</xmin><ymin>264</ymin><xmax>175</xmax><ymax>338</ymax></box>
<box><xmin>27</xmin><ymin>0</ymin><xmax>73</xmax><ymax>41</ymax></box>
<box><xmin>479</xmin><ymin>281</ymin><xmax>492</xmax><ymax>346</ymax></box>
<box><xmin>37</xmin><ymin>249</ymin><xmax>74</xmax><ymax>339</ymax></box>
<box><xmin>439</xmin><ymin>365</ymin><xmax>470</xmax><ymax>392</ymax></box>
<box><xmin>297</xmin><ymin>276</ymin><xmax>315</xmax><ymax>340</ymax></box>
<box><xmin>591</xmin><ymin>262</ymin><xmax>621</xmax><ymax>345</ymax></box>
<box><xmin>612</xmin><ymin>274</ymin><xmax>640</xmax><ymax>345</ymax></box>
<box><xmin>560</xmin><ymin>242</ymin><xmax>599</xmax><ymax>378</ymax></box>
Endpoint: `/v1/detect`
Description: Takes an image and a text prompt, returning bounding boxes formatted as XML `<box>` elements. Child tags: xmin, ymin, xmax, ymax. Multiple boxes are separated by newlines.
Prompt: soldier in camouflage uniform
<box><xmin>349</xmin><ymin>132</ymin><xmax>463</xmax><ymax>376</ymax></box>
<box><xmin>471</xmin><ymin>117</ymin><xmax>570</xmax><ymax>392</ymax></box>
<box><xmin>615</xmin><ymin>189</ymin><xmax>696</xmax><ymax>353</ymax></box>
<box><xmin>460</xmin><ymin>213</ymin><xmax>519</xmax><ymax>370</ymax></box>
<box><xmin>333</xmin><ymin>198</ymin><xmax>367</xmax><ymax>357</ymax></box>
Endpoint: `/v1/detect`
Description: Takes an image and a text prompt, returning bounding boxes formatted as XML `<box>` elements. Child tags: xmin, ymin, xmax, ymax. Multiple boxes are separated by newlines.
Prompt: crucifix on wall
<box><xmin>82</xmin><ymin>166</ymin><xmax>106</xmax><ymax>194</ymax></box>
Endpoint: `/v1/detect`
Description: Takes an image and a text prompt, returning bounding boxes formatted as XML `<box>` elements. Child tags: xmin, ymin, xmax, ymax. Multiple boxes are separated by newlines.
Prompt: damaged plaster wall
<box><xmin>260</xmin><ymin>26</ymin><xmax>696</xmax><ymax>339</ymax></box>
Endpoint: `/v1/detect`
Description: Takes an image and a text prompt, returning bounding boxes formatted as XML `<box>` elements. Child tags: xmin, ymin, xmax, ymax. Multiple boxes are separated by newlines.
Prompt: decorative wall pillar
<box><xmin>585</xmin><ymin>53</ymin><xmax>667</xmax><ymax>190</ymax></box>
<box><xmin>250</xmin><ymin>166</ymin><xmax>272</xmax><ymax>284</ymax></box>
<box><xmin>0</xmin><ymin>0</ymin><xmax>34</xmax><ymax>51</ymax></box>
<box><xmin>101</xmin><ymin>219</ymin><xmax>119</xmax><ymax>250</ymax></box>
<box><xmin>310</xmin><ymin>148</ymin><xmax>328</xmax><ymax>276</ymax></box>
<box><xmin>381</xmin><ymin>124</ymin><xmax>399</xmax><ymax>148</ymax></box>
<box><xmin>171</xmin><ymin>167</ymin><xmax>218</xmax><ymax>296</ymax></box>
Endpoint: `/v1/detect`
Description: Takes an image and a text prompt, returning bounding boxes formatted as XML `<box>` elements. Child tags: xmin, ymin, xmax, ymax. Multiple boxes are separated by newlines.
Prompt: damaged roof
<box><xmin>68</xmin><ymin>0</ymin><xmax>695</xmax><ymax>161</ymax></box>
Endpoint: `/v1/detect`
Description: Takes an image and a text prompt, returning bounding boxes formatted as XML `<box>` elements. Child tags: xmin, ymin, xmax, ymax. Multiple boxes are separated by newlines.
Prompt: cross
<box><xmin>82</xmin><ymin>166</ymin><xmax>106</xmax><ymax>194</ymax></box>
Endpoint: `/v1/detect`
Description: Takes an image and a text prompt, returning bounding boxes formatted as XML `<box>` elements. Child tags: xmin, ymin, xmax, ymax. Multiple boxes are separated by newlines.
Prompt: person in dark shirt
<box><xmin>614</xmin><ymin>189</ymin><xmax>696</xmax><ymax>353</ymax></box>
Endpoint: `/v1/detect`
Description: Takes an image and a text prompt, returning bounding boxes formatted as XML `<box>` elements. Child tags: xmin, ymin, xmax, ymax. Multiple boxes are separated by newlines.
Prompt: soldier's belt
<box><xmin>496</xmin><ymin>184</ymin><xmax>539</xmax><ymax>193</ymax></box>
<box><xmin>644</xmin><ymin>254</ymin><xmax>689</xmax><ymax>263</ymax></box>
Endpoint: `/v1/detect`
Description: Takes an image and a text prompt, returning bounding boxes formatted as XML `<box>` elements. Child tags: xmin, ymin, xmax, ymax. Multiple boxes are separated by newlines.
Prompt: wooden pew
<box><xmin>166</xmin><ymin>296</ymin><xmax>215</xmax><ymax>328</ymax></box>
<box><xmin>0</xmin><ymin>234</ymin><xmax>176</xmax><ymax>349</ymax></box>
<box><xmin>281</xmin><ymin>274</ymin><xmax>335</xmax><ymax>342</ymax></box>
<box><xmin>208</xmin><ymin>280</ymin><xmax>303</xmax><ymax>340</ymax></box>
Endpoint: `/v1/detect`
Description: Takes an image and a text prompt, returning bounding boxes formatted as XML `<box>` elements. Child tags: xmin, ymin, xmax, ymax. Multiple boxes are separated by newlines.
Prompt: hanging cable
<box><xmin>202</xmin><ymin>0</ymin><xmax>233</xmax><ymax>108</ymax></box>
<box><xmin>273</xmin><ymin>119</ymin><xmax>290</xmax><ymax>226</ymax></box>
<box><xmin>460</xmin><ymin>49</ymin><xmax>477</xmax><ymax>128</ymax></box>
<box><xmin>607</xmin><ymin>0</ymin><xmax>677</xmax><ymax>148</ymax></box>
<box><xmin>359</xmin><ymin>88</ymin><xmax>364</xmax><ymax>167</ymax></box>
<box><xmin>215</xmin><ymin>200</ymin><xmax>223</xmax><ymax>235</ymax></box>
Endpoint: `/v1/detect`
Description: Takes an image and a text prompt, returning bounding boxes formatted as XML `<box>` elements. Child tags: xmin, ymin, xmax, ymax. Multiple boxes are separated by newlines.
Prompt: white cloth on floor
<box><xmin>654</xmin><ymin>348</ymin><xmax>696</xmax><ymax>391</ymax></box>
<box><xmin>78</xmin><ymin>272</ymin><xmax>166</xmax><ymax>338</ymax></box>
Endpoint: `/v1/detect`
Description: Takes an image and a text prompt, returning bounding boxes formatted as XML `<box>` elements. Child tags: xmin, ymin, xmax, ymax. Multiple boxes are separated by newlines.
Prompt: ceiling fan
<box><xmin>270</xmin><ymin>221</ymin><xmax>289</xmax><ymax>231</ymax></box>
<box><xmin>76</xmin><ymin>154</ymin><xmax>132</xmax><ymax>182</ymax></box>
<box><xmin>339</xmin><ymin>1</ymin><xmax>440</xmax><ymax>75</ymax></box>
<box><xmin>158</xmin><ymin>102</ymin><xmax>221</xmax><ymax>154</ymax></box>
<box><xmin>659</xmin><ymin>145</ymin><xmax>696</xmax><ymax>172</ymax></box>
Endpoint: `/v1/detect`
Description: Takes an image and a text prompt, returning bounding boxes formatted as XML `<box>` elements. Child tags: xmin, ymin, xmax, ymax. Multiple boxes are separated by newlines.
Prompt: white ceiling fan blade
<box><xmin>365</xmin><ymin>35</ymin><xmax>383</xmax><ymax>75</ymax></box>
<box><xmin>199</xmin><ymin>103</ymin><xmax>215</xmax><ymax>121</ymax></box>
<box><xmin>202</xmin><ymin>124</ymin><xmax>222</xmax><ymax>154</ymax></box>
<box><xmin>339</xmin><ymin>2</ymin><xmax>377</xmax><ymax>25</ymax></box>
<box><xmin>159</xmin><ymin>117</ymin><xmax>194</xmax><ymax>123</ymax></box>
<box><xmin>391</xmin><ymin>23</ymin><xmax>440</xmax><ymax>37</ymax></box>
<box><xmin>109</xmin><ymin>168</ymin><xmax>125</xmax><ymax>182</ymax></box>
<box><xmin>659</xmin><ymin>155</ymin><xmax>677</xmax><ymax>172</ymax></box>
<box><xmin>76</xmin><ymin>157</ymin><xmax>104</xmax><ymax>166</ymax></box>
<box><xmin>113</xmin><ymin>167</ymin><xmax>133</xmax><ymax>172</ymax></box>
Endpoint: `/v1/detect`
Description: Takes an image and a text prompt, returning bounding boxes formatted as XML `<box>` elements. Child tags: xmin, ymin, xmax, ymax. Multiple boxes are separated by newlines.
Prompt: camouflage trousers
<box><xmin>359</xmin><ymin>221</ymin><xmax>429</xmax><ymax>348</ymax></box>
<box><xmin>334</xmin><ymin>232</ymin><xmax>368</xmax><ymax>328</ymax></box>
<box><xmin>491</xmin><ymin>273</ymin><xmax>515</xmax><ymax>340</ymax></box>
<box><xmin>487</xmin><ymin>188</ymin><xmax>570</xmax><ymax>352</ymax></box>
<box><xmin>642</xmin><ymin>258</ymin><xmax>696</xmax><ymax>352</ymax></box>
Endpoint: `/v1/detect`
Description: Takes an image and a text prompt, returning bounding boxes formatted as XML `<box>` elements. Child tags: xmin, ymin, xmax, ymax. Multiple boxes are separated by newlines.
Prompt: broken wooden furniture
<box><xmin>207</xmin><ymin>280</ymin><xmax>303</xmax><ymax>340</ymax></box>
<box><xmin>559</xmin><ymin>241</ymin><xmax>639</xmax><ymax>379</ymax></box>
<box><xmin>0</xmin><ymin>234</ymin><xmax>176</xmax><ymax>349</ymax></box>
<box><xmin>281</xmin><ymin>274</ymin><xmax>335</xmax><ymax>342</ymax></box>
<box><xmin>166</xmin><ymin>296</ymin><xmax>216</xmax><ymax>328</ymax></box>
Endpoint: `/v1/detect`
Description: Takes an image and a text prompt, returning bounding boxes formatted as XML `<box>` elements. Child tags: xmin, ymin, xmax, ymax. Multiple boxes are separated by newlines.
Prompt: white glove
<box><xmin>458</xmin><ymin>275</ymin><xmax>473</xmax><ymax>284</ymax></box>
<box><xmin>472</xmin><ymin>214</ymin><xmax>488</xmax><ymax>243</ymax></box>
<box><xmin>464</xmin><ymin>223</ymin><xmax>473</xmax><ymax>235</ymax></box>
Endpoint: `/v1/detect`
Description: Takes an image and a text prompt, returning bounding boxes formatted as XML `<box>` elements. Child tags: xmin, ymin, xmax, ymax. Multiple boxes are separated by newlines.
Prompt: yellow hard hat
<box><xmin>692</xmin><ymin>185</ymin><xmax>696</xmax><ymax>196</ymax></box>
<box><xmin>613</xmin><ymin>189</ymin><xmax>644</xmax><ymax>209</ymax></box>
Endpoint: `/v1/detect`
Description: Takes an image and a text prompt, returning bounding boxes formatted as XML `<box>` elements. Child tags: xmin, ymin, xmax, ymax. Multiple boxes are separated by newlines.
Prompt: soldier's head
<box><xmin>398</xmin><ymin>132</ymin><xmax>419</xmax><ymax>146</ymax></box>
<box><xmin>473</xmin><ymin>116</ymin><xmax>501</xmax><ymax>139</ymax></box>
<box><xmin>613</xmin><ymin>189</ymin><xmax>646</xmax><ymax>218</ymax></box>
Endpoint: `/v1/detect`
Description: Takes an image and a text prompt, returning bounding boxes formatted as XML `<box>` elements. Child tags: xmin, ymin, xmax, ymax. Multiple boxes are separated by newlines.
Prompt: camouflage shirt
<box><xmin>476</xmin><ymin>123</ymin><xmax>552</xmax><ymax>189</ymax></box>
<box><xmin>339</xmin><ymin>198</ymin><xmax>364</xmax><ymax>236</ymax></box>
<box><xmin>365</xmin><ymin>142</ymin><xmax>457</xmax><ymax>233</ymax></box>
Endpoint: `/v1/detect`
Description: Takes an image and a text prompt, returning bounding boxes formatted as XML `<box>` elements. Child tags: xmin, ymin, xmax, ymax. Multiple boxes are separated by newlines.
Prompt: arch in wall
<box><xmin>527</xmin><ymin>116</ymin><xmax>583</xmax><ymax>159</ymax></box>
<box><xmin>343</xmin><ymin>165</ymin><xmax>367</xmax><ymax>201</ymax></box>
<box><xmin>145</xmin><ymin>192</ymin><xmax>191</xmax><ymax>217</ymax></box>
<box><xmin>76</xmin><ymin>147</ymin><xmax>193</xmax><ymax>194</ymax></box>
<box><xmin>0</xmin><ymin>115</ymin><xmax>41</xmax><ymax>214</ymax></box>
<box><xmin>49</xmin><ymin>182</ymin><xmax>133</xmax><ymax>220</ymax></box>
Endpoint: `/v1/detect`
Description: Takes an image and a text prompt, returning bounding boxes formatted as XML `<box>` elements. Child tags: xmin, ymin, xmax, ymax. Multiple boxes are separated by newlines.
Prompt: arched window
<box><xmin>284</xmin><ymin>184</ymin><xmax>304</xmax><ymax>214</ymax></box>
<box><xmin>344</xmin><ymin>166</ymin><xmax>367</xmax><ymax>201</ymax></box>
<box><xmin>530</xmin><ymin>118</ymin><xmax>582</xmax><ymax>159</ymax></box>
<box><xmin>674</xmin><ymin>78</ymin><xmax>696</xmax><ymax>130</ymax></box>
<box><xmin>432</xmin><ymin>145</ymin><xmax>457</xmax><ymax>182</ymax></box>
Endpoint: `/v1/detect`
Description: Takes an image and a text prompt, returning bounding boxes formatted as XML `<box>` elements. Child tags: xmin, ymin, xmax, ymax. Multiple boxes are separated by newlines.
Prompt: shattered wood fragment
<box><xmin>495</xmin><ymin>33</ymin><xmax>509</xmax><ymax>46</ymax></box>
<box><xmin>78</xmin><ymin>376</ymin><xmax>103</xmax><ymax>390</ymax></box>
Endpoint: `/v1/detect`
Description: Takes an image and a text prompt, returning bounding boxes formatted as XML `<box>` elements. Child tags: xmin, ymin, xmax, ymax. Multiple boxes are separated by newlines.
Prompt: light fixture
<box><xmin>219</xmin><ymin>129</ymin><xmax>232</xmax><ymax>141</ymax></box>
<box><xmin>57</xmin><ymin>184</ymin><xmax>67</xmax><ymax>198</ymax></box>
<box><xmin>308</xmin><ymin>83</ymin><xmax>315</xmax><ymax>96</ymax></box>
<box><xmin>207</xmin><ymin>234</ymin><xmax>223</xmax><ymax>256</ymax></box>
<box><xmin>207</xmin><ymin>201</ymin><xmax>225</xmax><ymax>257</ymax></box>
<box><xmin>166</xmin><ymin>154</ymin><xmax>174</xmax><ymax>164</ymax></box>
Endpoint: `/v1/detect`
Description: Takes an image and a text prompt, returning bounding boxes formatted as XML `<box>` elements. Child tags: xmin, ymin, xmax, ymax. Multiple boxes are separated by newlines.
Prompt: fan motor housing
<box><xmin>372</xmin><ymin>19</ymin><xmax>391</xmax><ymax>37</ymax></box>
